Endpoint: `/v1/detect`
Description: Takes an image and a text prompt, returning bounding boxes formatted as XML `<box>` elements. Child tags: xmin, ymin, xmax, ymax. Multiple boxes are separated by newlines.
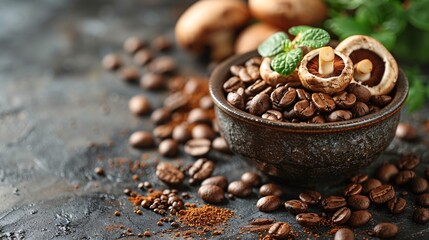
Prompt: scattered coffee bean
<box><xmin>299</xmin><ymin>191</ymin><xmax>322</xmax><ymax>205</ymax></box>
<box><xmin>192</xmin><ymin>124</ymin><xmax>215</xmax><ymax>140</ymax></box>
<box><xmin>259</xmin><ymin>183</ymin><xmax>283</xmax><ymax>197</ymax></box>
<box><xmin>394</xmin><ymin>170</ymin><xmax>416</xmax><ymax>185</ymax></box>
<box><xmin>149</xmin><ymin>56</ymin><xmax>176</xmax><ymax>74</ymax></box>
<box><xmin>350</xmin><ymin>173</ymin><xmax>368</xmax><ymax>183</ymax></box>
<box><xmin>188</xmin><ymin>158</ymin><xmax>214</xmax><ymax>183</ymax></box>
<box><xmin>124</xmin><ymin>36</ymin><xmax>144</xmax><ymax>53</ymax></box>
<box><xmin>151</xmin><ymin>35</ymin><xmax>171</xmax><ymax>51</ymax></box>
<box><xmin>241</xmin><ymin>172</ymin><xmax>262</xmax><ymax>187</ymax></box>
<box><xmin>296</xmin><ymin>213</ymin><xmax>321</xmax><ymax>227</ymax></box>
<box><xmin>184</xmin><ymin>138</ymin><xmax>211</xmax><ymax>157</ymax></box>
<box><xmin>158</xmin><ymin>139</ymin><xmax>178</xmax><ymax>157</ymax></box>
<box><xmin>150</xmin><ymin>108</ymin><xmax>171</xmax><ymax>125</ymax></box>
<box><xmin>156</xmin><ymin>162</ymin><xmax>184</xmax><ymax>186</ymax></box>
<box><xmin>164</xmin><ymin>92</ymin><xmax>189</xmax><ymax>111</ymax></box>
<box><xmin>373</xmin><ymin>222</ymin><xmax>398</xmax><ymax>238</ymax></box>
<box><xmin>123</xmin><ymin>188</ymin><xmax>132</xmax><ymax>196</ymax></box>
<box><xmin>284</xmin><ymin>200</ymin><xmax>308</xmax><ymax>214</ymax></box>
<box><xmin>133</xmin><ymin>49</ymin><xmax>153</xmax><ymax>66</ymax></box>
<box><xmin>409</xmin><ymin>177</ymin><xmax>428</xmax><ymax>194</ymax></box>
<box><xmin>250</xmin><ymin>218</ymin><xmax>274</xmax><ymax>226</ymax></box>
<box><xmin>332</xmin><ymin>207</ymin><xmax>352</xmax><ymax>225</ymax></box>
<box><xmin>119</xmin><ymin>67</ymin><xmax>140</xmax><ymax>82</ymax></box>
<box><xmin>347</xmin><ymin>210</ymin><xmax>372</xmax><ymax>227</ymax></box>
<box><xmin>172</xmin><ymin>123</ymin><xmax>192</xmax><ymax>143</ymax></box>
<box><xmin>334</xmin><ymin>228</ymin><xmax>354</xmax><ymax>240</ymax></box>
<box><xmin>140</xmin><ymin>72</ymin><xmax>164</xmax><ymax>90</ymax></box>
<box><xmin>228</xmin><ymin>181</ymin><xmax>252</xmax><ymax>198</ymax></box>
<box><xmin>268</xmin><ymin>222</ymin><xmax>290</xmax><ymax>239</ymax></box>
<box><xmin>129</xmin><ymin>95</ymin><xmax>151</xmax><ymax>116</ymax></box>
<box><xmin>212</xmin><ymin>137</ymin><xmax>230</xmax><ymax>153</ymax></box>
<box><xmin>201</xmin><ymin>176</ymin><xmax>228</xmax><ymax>190</ymax></box>
<box><xmin>153</xmin><ymin>124</ymin><xmax>174</xmax><ymax>140</ymax></box>
<box><xmin>416</xmin><ymin>193</ymin><xmax>429</xmax><ymax>207</ymax></box>
<box><xmin>199</xmin><ymin>95</ymin><xmax>214</xmax><ymax>109</ymax></box>
<box><xmin>395</xmin><ymin>123</ymin><xmax>417</xmax><ymax>141</ymax></box>
<box><xmin>361</xmin><ymin>178</ymin><xmax>382</xmax><ymax>195</ymax></box>
<box><xmin>321</xmin><ymin>196</ymin><xmax>347</xmax><ymax>212</ymax></box>
<box><xmin>387</xmin><ymin>197</ymin><xmax>406</xmax><ymax>214</ymax></box>
<box><xmin>343</xmin><ymin>183</ymin><xmax>362</xmax><ymax>197</ymax></box>
<box><xmin>413</xmin><ymin>208</ymin><xmax>429</xmax><ymax>224</ymax></box>
<box><xmin>257</xmin><ymin>195</ymin><xmax>281</xmax><ymax>212</ymax></box>
<box><xmin>198</xmin><ymin>185</ymin><xmax>225</xmax><ymax>203</ymax></box>
<box><xmin>187</xmin><ymin>108</ymin><xmax>211</xmax><ymax>124</ymax></box>
<box><xmin>376</xmin><ymin>163</ymin><xmax>399</xmax><ymax>182</ymax></box>
<box><xmin>369</xmin><ymin>185</ymin><xmax>395</xmax><ymax>204</ymax></box>
<box><xmin>102</xmin><ymin>53</ymin><xmax>121</xmax><ymax>70</ymax></box>
<box><xmin>397</xmin><ymin>155</ymin><xmax>420</xmax><ymax>170</ymax></box>
<box><xmin>129</xmin><ymin>131</ymin><xmax>154</xmax><ymax>148</ymax></box>
<box><xmin>347</xmin><ymin>195</ymin><xmax>370</xmax><ymax>210</ymax></box>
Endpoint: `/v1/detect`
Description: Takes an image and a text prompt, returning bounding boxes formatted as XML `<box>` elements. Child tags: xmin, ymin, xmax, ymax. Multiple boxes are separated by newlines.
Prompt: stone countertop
<box><xmin>0</xmin><ymin>0</ymin><xmax>428</xmax><ymax>239</ymax></box>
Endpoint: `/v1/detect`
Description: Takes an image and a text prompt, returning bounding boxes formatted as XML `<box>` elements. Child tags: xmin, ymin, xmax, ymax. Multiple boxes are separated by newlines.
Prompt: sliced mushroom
<box><xmin>335</xmin><ymin>35</ymin><xmax>398</xmax><ymax>96</ymax></box>
<box><xmin>260</xmin><ymin>57</ymin><xmax>299</xmax><ymax>87</ymax></box>
<box><xmin>234</xmin><ymin>23</ymin><xmax>281</xmax><ymax>54</ymax></box>
<box><xmin>298</xmin><ymin>46</ymin><xmax>353</xmax><ymax>95</ymax></box>
<box><xmin>175</xmin><ymin>0</ymin><xmax>250</xmax><ymax>61</ymax></box>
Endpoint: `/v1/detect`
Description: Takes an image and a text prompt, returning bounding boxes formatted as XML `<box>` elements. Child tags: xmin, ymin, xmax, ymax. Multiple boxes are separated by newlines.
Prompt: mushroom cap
<box><xmin>260</xmin><ymin>57</ymin><xmax>300</xmax><ymax>86</ymax></box>
<box><xmin>175</xmin><ymin>0</ymin><xmax>250</xmax><ymax>53</ymax></box>
<box><xmin>249</xmin><ymin>0</ymin><xmax>327</xmax><ymax>30</ymax></box>
<box><xmin>335</xmin><ymin>35</ymin><xmax>398</xmax><ymax>96</ymax></box>
<box><xmin>298</xmin><ymin>49</ymin><xmax>353</xmax><ymax>95</ymax></box>
<box><xmin>234</xmin><ymin>23</ymin><xmax>281</xmax><ymax>54</ymax></box>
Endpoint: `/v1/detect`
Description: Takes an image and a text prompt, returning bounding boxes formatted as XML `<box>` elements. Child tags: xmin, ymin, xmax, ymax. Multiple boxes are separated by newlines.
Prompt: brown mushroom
<box><xmin>260</xmin><ymin>57</ymin><xmax>299</xmax><ymax>87</ymax></box>
<box><xmin>335</xmin><ymin>35</ymin><xmax>398</xmax><ymax>96</ymax></box>
<box><xmin>234</xmin><ymin>23</ymin><xmax>281</xmax><ymax>54</ymax></box>
<box><xmin>298</xmin><ymin>46</ymin><xmax>353</xmax><ymax>95</ymax></box>
<box><xmin>175</xmin><ymin>0</ymin><xmax>250</xmax><ymax>61</ymax></box>
<box><xmin>249</xmin><ymin>0</ymin><xmax>327</xmax><ymax>31</ymax></box>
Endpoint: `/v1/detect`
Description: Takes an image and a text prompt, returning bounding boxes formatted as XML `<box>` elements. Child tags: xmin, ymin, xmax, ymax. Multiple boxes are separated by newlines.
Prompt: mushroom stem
<box><xmin>354</xmin><ymin>59</ymin><xmax>373</xmax><ymax>83</ymax></box>
<box><xmin>318</xmin><ymin>46</ymin><xmax>335</xmax><ymax>75</ymax></box>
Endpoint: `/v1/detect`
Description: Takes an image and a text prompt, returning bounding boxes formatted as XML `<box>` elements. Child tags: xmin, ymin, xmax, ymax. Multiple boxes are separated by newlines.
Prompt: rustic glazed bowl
<box><xmin>209</xmin><ymin>51</ymin><xmax>409</xmax><ymax>186</ymax></box>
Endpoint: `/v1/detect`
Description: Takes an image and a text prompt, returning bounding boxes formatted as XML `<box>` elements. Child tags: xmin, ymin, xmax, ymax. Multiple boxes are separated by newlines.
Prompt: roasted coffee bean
<box><xmin>395</xmin><ymin>123</ymin><xmax>417</xmax><ymax>141</ymax></box>
<box><xmin>332</xmin><ymin>207</ymin><xmax>351</xmax><ymax>225</ymax></box>
<box><xmin>227</xmin><ymin>91</ymin><xmax>245</xmax><ymax>110</ymax></box>
<box><xmin>187</xmin><ymin>108</ymin><xmax>211</xmax><ymax>124</ymax></box>
<box><xmin>268</xmin><ymin>222</ymin><xmax>290</xmax><ymax>239</ymax></box>
<box><xmin>413</xmin><ymin>208</ymin><xmax>429</xmax><ymax>224</ymax></box>
<box><xmin>184</xmin><ymin>138</ymin><xmax>211</xmax><ymax>157</ymax></box>
<box><xmin>333</xmin><ymin>91</ymin><xmax>356</xmax><ymax>109</ymax></box>
<box><xmin>284</xmin><ymin>200</ymin><xmax>308</xmax><ymax>214</ymax></box>
<box><xmin>198</xmin><ymin>185</ymin><xmax>225</xmax><ymax>203</ymax></box>
<box><xmin>140</xmin><ymin>72</ymin><xmax>164</xmax><ymax>90</ymax></box>
<box><xmin>201</xmin><ymin>176</ymin><xmax>228</xmax><ymax>190</ymax></box>
<box><xmin>241</xmin><ymin>172</ymin><xmax>262</xmax><ymax>187</ymax></box>
<box><xmin>373</xmin><ymin>223</ymin><xmax>398</xmax><ymax>238</ymax></box>
<box><xmin>368</xmin><ymin>105</ymin><xmax>381</xmax><ymax>114</ymax></box>
<box><xmin>158</xmin><ymin>139</ymin><xmax>178</xmax><ymax>157</ymax></box>
<box><xmin>172</xmin><ymin>123</ymin><xmax>191</xmax><ymax>143</ymax></box>
<box><xmin>351</xmin><ymin>101</ymin><xmax>369</xmax><ymax>118</ymax></box>
<box><xmin>369</xmin><ymin>185</ymin><xmax>395</xmax><ymax>204</ymax></box>
<box><xmin>230</xmin><ymin>65</ymin><xmax>243</xmax><ymax>76</ymax></box>
<box><xmin>410</xmin><ymin>177</ymin><xmax>428</xmax><ymax>194</ymax></box>
<box><xmin>119</xmin><ymin>67</ymin><xmax>140</xmax><ymax>82</ymax></box>
<box><xmin>247</xmin><ymin>93</ymin><xmax>271</xmax><ymax>116</ymax></box>
<box><xmin>343</xmin><ymin>183</ymin><xmax>362</xmax><ymax>197</ymax></box>
<box><xmin>309</xmin><ymin>115</ymin><xmax>326</xmax><ymax>123</ymax></box>
<box><xmin>312</xmin><ymin>92</ymin><xmax>335</xmax><ymax>112</ymax></box>
<box><xmin>257</xmin><ymin>195</ymin><xmax>281</xmax><ymax>212</ymax></box>
<box><xmin>228</xmin><ymin>181</ymin><xmax>252</xmax><ymax>198</ymax></box>
<box><xmin>395</xmin><ymin>170</ymin><xmax>416</xmax><ymax>185</ymax></box>
<box><xmin>124</xmin><ymin>36</ymin><xmax>144</xmax><ymax>53</ymax></box>
<box><xmin>397</xmin><ymin>155</ymin><xmax>420</xmax><ymax>170</ymax></box>
<box><xmin>299</xmin><ymin>191</ymin><xmax>322</xmax><ymax>205</ymax></box>
<box><xmin>245</xmin><ymin>57</ymin><xmax>263</xmax><ymax>67</ymax></box>
<box><xmin>371</xmin><ymin>95</ymin><xmax>392</xmax><ymax>107</ymax></box>
<box><xmin>321</xmin><ymin>196</ymin><xmax>347</xmax><ymax>212</ymax></box>
<box><xmin>334</xmin><ymin>228</ymin><xmax>355</xmax><ymax>240</ymax></box>
<box><xmin>199</xmin><ymin>95</ymin><xmax>214</xmax><ymax>110</ymax></box>
<box><xmin>271</xmin><ymin>86</ymin><xmax>296</xmax><ymax>109</ymax></box>
<box><xmin>294</xmin><ymin>99</ymin><xmax>316</xmax><ymax>119</ymax></box>
<box><xmin>347</xmin><ymin>195</ymin><xmax>370</xmax><ymax>210</ymax></box>
<box><xmin>156</xmin><ymin>162</ymin><xmax>184</xmax><ymax>186</ymax></box>
<box><xmin>416</xmin><ymin>193</ymin><xmax>429</xmax><ymax>207</ymax></box>
<box><xmin>223</xmin><ymin>76</ymin><xmax>245</xmax><ymax>93</ymax></box>
<box><xmin>347</xmin><ymin>210</ymin><xmax>372</xmax><ymax>227</ymax></box>
<box><xmin>102</xmin><ymin>53</ymin><xmax>121</xmax><ymax>70</ymax></box>
<box><xmin>327</xmin><ymin>110</ymin><xmax>352</xmax><ymax>122</ymax></box>
<box><xmin>296</xmin><ymin>88</ymin><xmax>311</xmax><ymax>100</ymax></box>
<box><xmin>346</xmin><ymin>83</ymin><xmax>371</xmax><ymax>103</ymax></box>
<box><xmin>262</xmin><ymin>109</ymin><xmax>283</xmax><ymax>121</ymax></box>
<box><xmin>350</xmin><ymin>173</ymin><xmax>368</xmax><ymax>183</ymax></box>
<box><xmin>188</xmin><ymin>158</ymin><xmax>214</xmax><ymax>183</ymax></box>
<box><xmin>149</xmin><ymin>57</ymin><xmax>176</xmax><ymax>74</ymax></box>
<box><xmin>239</xmin><ymin>66</ymin><xmax>259</xmax><ymax>83</ymax></box>
<box><xmin>150</xmin><ymin>108</ymin><xmax>171</xmax><ymax>125</ymax></box>
<box><xmin>192</xmin><ymin>124</ymin><xmax>215</xmax><ymax>140</ymax></box>
<box><xmin>282</xmin><ymin>109</ymin><xmax>297</xmax><ymax>120</ymax></box>
<box><xmin>361</xmin><ymin>178</ymin><xmax>382</xmax><ymax>194</ymax></box>
<box><xmin>164</xmin><ymin>92</ymin><xmax>189</xmax><ymax>111</ymax></box>
<box><xmin>387</xmin><ymin>197</ymin><xmax>406</xmax><ymax>214</ymax></box>
<box><xmin>296</xmin><ymin>213</ymin><xmax>321</xmax><ymax>227</ymax></box>
<box><xmin>133</xmin><ymin>49</ymin><xmax>153</xmax><ymax>66</ymax></box>
<box><xmin>245</xmin><ymin>80</ymin><xmax>267</xmax><ymax>97</ymax></box>
<box><xmin>153</xmin><ymin>124</ymin><xmax>174</xmax><ymax>140</ymax></box>
<box><xmin>259</xmin><ymin>183</ymin><xmax>283</xmax><ymax>197</ymax></box>
<box><xmin>151</xmin><ymin>35</ymin><xmax>171</xmax><ymax>51</ymax></box>
<box><xmin>250</xmin><ymin>218</ymin><xmax>274</xmax><ymax>226</ymax></box>
<box><xmin>376</xmin><ymin>163</ymin><xmax>399</xmax><ymax>182</ymax></box>
<box><xmin>129</xmin><ymin>95</ymin><xmax>151</xmax><ymax>116</ymax></box>
<box><xmin>129</xmin><ymin>131</ymin><xmax>154</xmax><ymax>148</ymax></box>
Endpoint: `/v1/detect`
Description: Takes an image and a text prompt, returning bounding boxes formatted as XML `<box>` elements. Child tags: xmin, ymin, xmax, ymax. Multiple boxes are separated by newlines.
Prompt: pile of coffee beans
<box><xmin>223</xmin><ymin>57</ymin><xmax>393</xmax><ymax>123</ymax></box>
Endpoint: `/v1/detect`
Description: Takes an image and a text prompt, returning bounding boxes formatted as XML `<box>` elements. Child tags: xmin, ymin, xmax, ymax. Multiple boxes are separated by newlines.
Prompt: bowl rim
<box><xmin>209</xmin><ymin>50</ymin><xmax>409</xmax><ymax>133</ymax></box>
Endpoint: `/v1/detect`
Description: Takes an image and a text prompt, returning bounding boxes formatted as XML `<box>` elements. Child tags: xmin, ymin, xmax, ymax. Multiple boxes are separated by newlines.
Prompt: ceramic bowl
<box><xmin>209</xmin><ymin>51</ymin><xmax>408</xmax><ymax>186</ymax></box>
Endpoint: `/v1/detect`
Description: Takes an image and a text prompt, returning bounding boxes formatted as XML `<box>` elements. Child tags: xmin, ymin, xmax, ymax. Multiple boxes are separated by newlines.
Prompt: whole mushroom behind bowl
<box><xmin>234</xmin><ymin>23</ymin><xmax>281</xmax><ymax>54</ymax></box>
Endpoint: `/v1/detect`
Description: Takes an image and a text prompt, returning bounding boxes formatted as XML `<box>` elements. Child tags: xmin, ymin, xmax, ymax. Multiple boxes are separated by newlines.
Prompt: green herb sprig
<box><xmin>257</xmin><ymin>26</ymin><xmax>331</xmax><ymax>76</ymax></box>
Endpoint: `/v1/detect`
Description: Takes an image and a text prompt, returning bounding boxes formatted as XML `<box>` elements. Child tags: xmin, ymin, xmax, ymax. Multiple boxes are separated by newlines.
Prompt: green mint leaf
<box><xmin>405</xmin><ymin>67</ymin><xmax>426</xmax><ymax>112</ymax></box>
<box><xmin>294</xmin><ymin>28</ymin><xmax>331</xmax><ymax>48</ymax></box>
<box><xmin>288</xmin><ymin>26</ymin><xmax>313</xmax><ymax>36</ymax></box>
<box><xmin>270</xmin><ymin>48</ymin><xmax>303</xmax><ymax>76</ymax></box>
<box><xmin>325</xmin><ymin>16</ymin><xmax>371</xmax><ymax>40</ymax></box>
<box><xmin>408</xmin><ymin>0</ymin><xmax>429</xmax><ymax>31</ymax></box>
<box><xmin>257</xmin><ymin>32</ymin><xmax>289</xmax><ymax>57</ymax></box>
<box><xmin>282</xmin><ymin>39</ymin><xmax>293</xmax><ymax>52</ymax></box>
<box><xmin>370</xmin><ymin>31</ymin><xmax>396</xmax><ymax>50</ymax></box>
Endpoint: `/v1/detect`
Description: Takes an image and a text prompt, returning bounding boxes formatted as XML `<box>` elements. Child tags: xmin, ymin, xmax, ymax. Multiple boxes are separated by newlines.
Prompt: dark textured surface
<box><xmin>0</xmin><ymin>1</ymin><xmax>429</xmax><ymax>239</ymax></box>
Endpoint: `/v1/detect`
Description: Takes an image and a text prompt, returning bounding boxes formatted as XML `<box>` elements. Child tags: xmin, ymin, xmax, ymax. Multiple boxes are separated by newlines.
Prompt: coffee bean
<box><xmin>192</xmin><ymin>124</ymin><xmax>215</xmax><ymax>140</ymax></box>
<box><xmin>361</xmin><ymin>178</ymin><xmax>382</xmax><ymax>194</ymax></box>
<box><xmin>284</xmin><ymin>200</ymin><xmax>308</xmax><ymax>214</ymax></box>
<box><xmin>296</xmin><ymin>88</ymin><xmax>311</xmax><ymax>100</ymax></box>
<box><xmin>410</xmin><ymin>177</ymin><xmax>428</xmax><ymax>194</ymax></box>
<box><xmin>334</xmin><ymin>228</ymin><xmax>354</xmax><ymax>240</ymax></box>
<box><xmin>188</xmin><ymin>158</ymin><xmax>214</xmax><ymax>183</ymax></box>
<box><xmin>387</xmin><ymin>197</ymin><xmax>406</xmax><ymax>214</ymax></box>
<box><xmin>150</xmin><ymin>108</ymin><xmax>171</xmax><ymax>125</ymax></box>
<box><xmin>153</xmin><ymin>124</ymin><xmax>174</xmax><ymax>140</ymax></box>
<box><xmin>347</xmin><ymin>210</ymin><xmax>372</xmax><ymax>227</ymax></box>
<box><xmin>296</xmin><ymin>213</ymin><xmax>321</xmax><ymax>227</ymax></box>
<box><xmin>140</xmin><ymin>72</ymin><xmax>164</xmax><ymax>90</ymax></box>
<box><xmin>299</xmin><ymin>191</ymin><xmax>322</xmax><ymax>205</ymax></box>
<box><xmin>347</xmin><ymin>195</ymin><xmax>370</xmax><ymax>210</ymax></box>
<box><xmin>321</xmin><ymin>196</ymin><xmax>347</xmax><ymax>212</ymax></box>
<box><xmin>247</xmin><ymin>93</ymin><xmax>271</xmax><ymax>116</ymax></box>
<box><xmin>327</xmin><ymin>110</ymin><xmax>352</xmax><ymax>122</ymax></box>
<box><xmin>184</xmin><ymin>138</ymin><xmax>211</xmax><ymax>157</ymax></box>
<box><xmin>346</xmin><ymin>83</ymin><xmax>371</xmax><ymax>103</ymax></box>
<box><xmin>223</xmin><ymin>76</ymin><xmax>245</xmax><ymax>93</ymax></box>
<box><xmin>395</xmin><ymin>123</ymin><xmax>417</xmax><ymax>141</ymax></box>
<box><xmin>371</xmin><ymin>95</ymin><xmax>392</xmax><ymax>107</ymax></box>
<box><xmin>333</xmin><ymin>91</ymin><xmax>356</xmax><ymax>109</ymax></box>
<box><xmin>282</xmin><ymin>109</ymin><xmax>297</xmax><ymax>120</ymax></box>
<box><xmin>332</xmin><ymin>207</ymin><xmax>351</xmax><ymax>225</ymax></box>
<box><xmin>250</xmin><ymin>218</ymin><xmax>274</xmax><ymax>226</ymax></box>
<box><xmin>241</xmin><ymin>172</ymin><xmax>262</xmax><ymax>187</ymax></box>
<box><xmin>245</xmin><ymin>57</ymin><xmax>263</xmax><ymax>67</ymax></box>
<box><xmin>156</xmin><ymin>162</ymin><xmax>184</xmax><ymax>186</ymax></box>
<box><xmin>397</xmin><ymin>155</ymin><xmax>420</xmax><ymax>170</ymax></box>
<box><xmin>227</xmin><ymin>90</ymin><xmax>245</xmax><ymax>110</ymax></box>
<box><xmin>230</xmin><ymin>65</ymin><xmax>244</xmax><ymax>76</ymax></box>
<box><xmin>172</xmin><ymin>123</ymin><xmax>192</xmax><ymax>143</ymax></box>
<box><xmin>124</xmin><ymin>36</ymin><xmax>144</xmax><ymax>53</ymax></box>
<box><xmin>102</xmin><ymin>53</ymin><xmax>121</xmax><ymax>70</ymax></box>
<box><xmin>268</xmin><ymin>222</ymin><xmax>290</xmax><ymax>239</ymax></box>
<box><xmin>133</xmin><ymin>49</ymin><xmax>153</xmax><ymax>66</ymax></box>
<box><xmin>257</xmin><ymin>195</ymin><xmax>281</xmax><ymax>212</ymax></box>
<box><xmin>228</xmin><ymin>181</ymin><xmax>252</xmax><ymax>198</ymax></box>
<box><xmin>245</xmin><ymin>80</ymin><xmax>267</xmax><ymax>97</ymax></box>
<box><xmin>239</xmin><ymin>66</ymin><xmax>259</xmax><ymax>84</ymax></box>
<box><xmin>413</xmin><ymin>208</ymin><xmax>429</xmax><ymax>224</ymax></box>
<box><xmin>350</xmin><ymin>173</ymin><xmax>368</xmax><ymax>183</ymax></box>
<box><xmin>416</xmin><ymin>193</ymin><xmax>429</xmax><ymax>207</ymax></box>
<box><xmin>271</xmin><ymin>86</ymin><xmax>296</xmax><ymax>109</ymax></box>
<box><xmin>158</xmin><ymin>139</ymin><xmax>178</xmax><ymax>157</ymax></box>
<box><xmin>294</xmin><ymin>99</ymin><xmax>316</xmax><ymax>119</ymax></box>
<box><xmin>376</xmin><ymin>163</ymin><xmax>399</xmax><ymax>182</ymax></box>
<box><xmin>368</xmin><ymin>105</ymin><xmax>380</xmax><ymax>114</ymax></box>
<box><xmin>201</xmin><ymin>176</ymin><xmax>228</xmax><ymax>190</ymax></box>
<box><xmin>129</xmin><ymin>95</ymin><xmax>151</xmax><ymax>116</ymax></box>
<box><xmin>164</xmin><ymin>92</ymin><xmax>189</xmax><ymax>112</ymax></box>
<box><xmin>312</xmin><ymin>92</ymin><xmax>335</xmax><ymax>112</ymax></box>
<box><xmin>373</xmin><ymin>223</ymin><xmax>398</xmax><ymax>238</ymax></box>
<box><xmin>149</xmin><ymin>57</ymin><xmax>176</xmax><ymax>74</ymax></box>
<box><xmin>199</xmin><ymin>95</ymin><xmax>214</xmax><ymax>110</ymax></box>
<box><xmin>259</xmin><ymin>183</ymin><xmax>283</xmax><ymax>197</ymax></box>
<box><xmin>351</xmin><ymin>101</ymin><xmax>369</xmax><ymax>118</ymax></box>
<box><xmin>129</xmin><ymin>131</ymin><xmax>154</xmax><ymax>148</ymax></box>
<box><xmin>119</xmin><ymin>67</ymin><xmax>140</xmax><ymax>82</ymax></box>
<box><xmin>211</xmin><ymin>137</ymin><xmax>230</xmax><ymax>153</ymax></box>
<box><xmin>369</xmin><ymin>185</ymin><xmax>395</xmax><ymax>204</ymax></box>
<box><xmin>394</xmin><ymin>170</ymin><xmax>416</xmax><ymax>185</ymax></box>
<box><xmin>188</xmin><ymin>108</ymin><xmax>212</xmax><ymax>124</ymax></box>
<box><xmin>151</xmin><ymin>35</ymin><xmax>171</xmax><ymax>51</ymax></box>
<box><xmin>343</xmin><ymin>183</ymin><xmax>362</xmax><ymax>197</ymax></box>
<box><xmin>94</xmin><ymin>167</ymin><xmax>105</xmax><ymax>176</ymax></box>
<box><xmin>262</xmin><ymin>109</ymin><xmax>283</xmax><ymax>121</ymax></box>
<box><xmin>198</xmin><ymin>185</ymin><xmax>225</xmax><ymax>203</ymax></box>
<box><xmin>309</xmin><ymin>115</ymin><xmax>326</xmax><ymax>123</ymax></box>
